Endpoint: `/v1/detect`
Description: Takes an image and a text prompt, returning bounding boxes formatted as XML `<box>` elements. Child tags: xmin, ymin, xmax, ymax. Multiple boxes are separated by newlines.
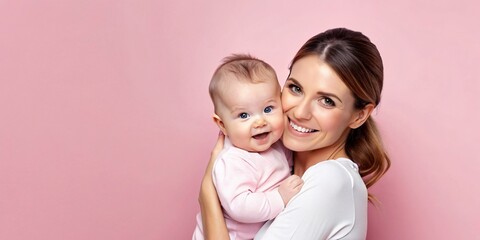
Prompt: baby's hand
<box><xmin>278</xmin><ymin>175</ymin><xmax>303</xmax><ymax>206</ymax></box>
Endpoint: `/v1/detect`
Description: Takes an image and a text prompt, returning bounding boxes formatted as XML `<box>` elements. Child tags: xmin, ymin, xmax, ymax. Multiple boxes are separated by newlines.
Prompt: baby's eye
<box><xmin>239</xmin><ymin>112</ymin><xmax>250</xmax><ymax>119</ymax></box>
<box><xmin>288</xmin><ymin>84</ymin><xmax>302</xmax><ymax>94</ymax></box>
<box><xmin>320</xmin><ymin>97</ymin><xmax>336</xmax><ymax>107</ymax></box>
<box><xmin>264</xmin><ymin>106</ymin><xmax>273</xmax><ymax>113</ymax></box>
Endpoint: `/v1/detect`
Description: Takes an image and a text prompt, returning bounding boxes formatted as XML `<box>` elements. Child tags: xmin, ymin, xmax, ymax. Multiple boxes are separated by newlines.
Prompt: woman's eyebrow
<box><xmin>286</xmin><ymin>77</ymin><xmax>301</xmax><ymax>86</ymax></box>
<box><xmin>316</xmin><ymin>91</ymin><xmax>343</xmax><ymax>103</ymax></box>
<box><xmin>287</xmin><ymin>77</ymin><xmax>343</xmax><ymax>103</ymax></box>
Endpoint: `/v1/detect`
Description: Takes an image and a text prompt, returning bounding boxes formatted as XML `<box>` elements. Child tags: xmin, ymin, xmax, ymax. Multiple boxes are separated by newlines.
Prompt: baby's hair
<box><xmin>209</xmin><ymin>54</ymin><xmax>279</xmax><ymax>112</ymax></box>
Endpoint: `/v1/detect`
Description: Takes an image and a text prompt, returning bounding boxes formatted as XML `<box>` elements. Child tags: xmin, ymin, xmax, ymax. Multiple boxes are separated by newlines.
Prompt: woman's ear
<box><xmin>349</xmin><ymin>104</ymin><xmax>375</xmax><ymax>129</ymax></box>
<box><xmin>212</xmin><ymin>114</ymin><xmax>227</xmax><ymax>135</ymax></box>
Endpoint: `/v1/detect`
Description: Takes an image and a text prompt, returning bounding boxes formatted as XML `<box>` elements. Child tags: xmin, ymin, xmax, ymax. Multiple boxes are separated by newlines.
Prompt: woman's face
<box><xmin>281</xmin><ymin>55</ymin><xmax>358</xmax><ymax>153</ymax></box>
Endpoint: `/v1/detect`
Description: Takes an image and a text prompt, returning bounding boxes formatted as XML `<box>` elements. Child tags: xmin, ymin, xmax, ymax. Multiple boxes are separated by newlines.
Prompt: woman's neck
<box><xmin>293</xmin><ymin>142</ymin><xmax>347</xmax><ymax>177</ymax></box>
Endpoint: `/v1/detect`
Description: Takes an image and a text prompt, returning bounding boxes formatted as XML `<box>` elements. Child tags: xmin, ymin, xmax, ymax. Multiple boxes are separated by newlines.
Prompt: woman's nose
<box><xmin>293</xmin><ymin>100</ymin><xmax>312</xmax><ymax>120</ymax></box>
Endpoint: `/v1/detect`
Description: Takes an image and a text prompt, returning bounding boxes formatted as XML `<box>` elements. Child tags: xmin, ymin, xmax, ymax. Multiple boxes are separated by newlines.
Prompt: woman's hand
<box><xmin>209</xmin><ymin>132</ymin><xmax>225</xmax><ymax>170</ymax></box>
<box><xmin>199</xmin><ymin>132</ymin><xmax>230</xmax><ymax>240</ymax></box>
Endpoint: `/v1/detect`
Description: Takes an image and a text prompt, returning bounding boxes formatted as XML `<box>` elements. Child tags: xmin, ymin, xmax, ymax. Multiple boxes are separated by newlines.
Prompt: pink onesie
<box><xmin>193</xmin><ymin>137</ymin><xmax>291</xmax><ymax>240</ymax></box>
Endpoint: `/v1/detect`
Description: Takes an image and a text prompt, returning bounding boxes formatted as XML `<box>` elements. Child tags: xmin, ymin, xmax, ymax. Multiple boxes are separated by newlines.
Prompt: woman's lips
<box><xmin>289</xmin><ymin>120</ymin><xmax>317</xmax><ymax>133</ymax></box>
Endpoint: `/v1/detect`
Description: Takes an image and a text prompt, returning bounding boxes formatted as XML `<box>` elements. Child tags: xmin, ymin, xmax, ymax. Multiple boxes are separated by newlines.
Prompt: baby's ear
<box><xmin>212</xmin><ymin>114</ymin><xmax>227</xmax><ymax>135</ymax></box>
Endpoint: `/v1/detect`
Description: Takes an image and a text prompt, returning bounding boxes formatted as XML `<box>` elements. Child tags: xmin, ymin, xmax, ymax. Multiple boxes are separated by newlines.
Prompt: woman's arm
<box><xmin>198</xmin><ymin>133</ymin><xmax>230</xmax><ymax>240</ymax></box>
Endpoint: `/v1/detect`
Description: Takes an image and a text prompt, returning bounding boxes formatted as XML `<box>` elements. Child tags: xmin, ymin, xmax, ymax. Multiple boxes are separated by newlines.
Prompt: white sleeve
<box><xmin>255</xmin><ymin>161</ymin><xmax>357</xmax><ymax>240</ymax></box>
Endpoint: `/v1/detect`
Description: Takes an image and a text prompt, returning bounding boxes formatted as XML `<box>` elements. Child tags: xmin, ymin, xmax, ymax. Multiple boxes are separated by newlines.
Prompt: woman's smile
<box><xmin>288</xmin><ymin>119</ymin><xmax>318</xmax><ymax>133</ymax></box>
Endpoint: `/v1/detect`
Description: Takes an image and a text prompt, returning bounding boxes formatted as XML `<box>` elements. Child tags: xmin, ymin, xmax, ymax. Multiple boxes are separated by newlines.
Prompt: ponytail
<box><xmin>345</xmin><ymin>117</ymin><xmax>390</xmax><ymax>202</ymax></box>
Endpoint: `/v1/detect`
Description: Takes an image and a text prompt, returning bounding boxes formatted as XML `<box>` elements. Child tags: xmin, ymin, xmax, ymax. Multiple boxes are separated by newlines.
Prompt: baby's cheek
<box><xmin>274</xmin><ymin>117</ymin><xmax>285</xmax><ymax>132</ymax></box>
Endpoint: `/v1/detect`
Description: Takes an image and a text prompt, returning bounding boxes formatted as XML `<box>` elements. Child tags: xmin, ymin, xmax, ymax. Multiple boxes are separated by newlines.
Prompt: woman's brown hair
<box><xmin>289</xmin><ymin>28</ymin><xmax>390</xmax><ymax>201</ymax></box>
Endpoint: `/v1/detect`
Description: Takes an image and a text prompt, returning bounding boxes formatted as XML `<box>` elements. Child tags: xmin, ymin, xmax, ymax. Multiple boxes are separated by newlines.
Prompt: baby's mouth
<box><xmin>252</xmin><ymin>132</ymin><xmax>269</xmax><ymax>140</ymax></box>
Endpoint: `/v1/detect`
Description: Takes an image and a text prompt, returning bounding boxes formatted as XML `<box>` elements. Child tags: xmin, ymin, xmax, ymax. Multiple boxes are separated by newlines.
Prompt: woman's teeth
<box><xmin>290</xmin><ymin>121</ymin><xmax>316</xmax><ymax>133</ymax></box>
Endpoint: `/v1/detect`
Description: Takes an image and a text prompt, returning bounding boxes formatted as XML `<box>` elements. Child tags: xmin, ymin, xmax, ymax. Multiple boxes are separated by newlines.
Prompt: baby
<box><xmin>193</xmin><ymin>54</ymin><xmax>302</xmax><ymax>240</ymax></box>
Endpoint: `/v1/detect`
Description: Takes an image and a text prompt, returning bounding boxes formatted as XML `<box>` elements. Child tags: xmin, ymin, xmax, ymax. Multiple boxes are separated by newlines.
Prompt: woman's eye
<box><xmin>239</xmin><ymin>113</ymin><xmax>250</xmax><ymax>119</ymax></box>
<box><xmin>321</xmin><ymin>97</ymin><xmax>336</xmax><ymax>107</ymax></box>
<box><xmin>264</xmin><ymin>106</ymin><xmax>273</xmax><ymax>113</ymax></box>
<box><xmin>288</xmin><ymin>84</ymin><xmax>302</xmax><ymax>94</ymax></box>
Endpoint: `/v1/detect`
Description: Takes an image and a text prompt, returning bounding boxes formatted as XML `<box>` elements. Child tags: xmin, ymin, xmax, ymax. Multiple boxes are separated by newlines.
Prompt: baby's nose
<box><xmin>253</xmin><ymin>118</ymin><xmax>267</xmax><ymax>128</ymax></box>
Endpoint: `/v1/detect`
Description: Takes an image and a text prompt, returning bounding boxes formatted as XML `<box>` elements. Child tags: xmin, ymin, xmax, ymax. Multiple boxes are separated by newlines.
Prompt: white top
<box><xmin>254</xmin><ymin>158</ymin><xmax>368</xmax><ymax>240</ymax></box>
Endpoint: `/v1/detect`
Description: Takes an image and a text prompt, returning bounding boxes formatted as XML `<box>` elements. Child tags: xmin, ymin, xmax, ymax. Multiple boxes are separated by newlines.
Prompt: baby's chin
<box><xmin>236</xmin><ymin>141</ymin><xmax>275</xmax><ymax>153</ymax></box>
<box><xmin>251</xmin><ymin>136</ymin><xmax>282</xmax><ymax>152</ymax></box>
<box><xmin>252</xmin><ymin>144</ymin><xmax>274</xmax><ymax>153</ymax></box>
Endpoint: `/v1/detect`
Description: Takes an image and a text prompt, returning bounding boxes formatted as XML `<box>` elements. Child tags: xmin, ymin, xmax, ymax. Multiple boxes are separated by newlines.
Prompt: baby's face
<box><xmin>216</xmin><ymin>81</ymin><xmax>284</xmax><ymax>152</ymax></box>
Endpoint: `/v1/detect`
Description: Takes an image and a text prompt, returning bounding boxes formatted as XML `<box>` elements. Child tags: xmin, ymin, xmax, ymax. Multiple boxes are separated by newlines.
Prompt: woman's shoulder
<box><xmin>306</xmin><ymin>158</ymin><xmax>359</xmax><ymax>175</ymax></box>
<box><xmin>302</xmin><ymin>158</ymin><xmax>362</xmax><ymax>190</ymax></box>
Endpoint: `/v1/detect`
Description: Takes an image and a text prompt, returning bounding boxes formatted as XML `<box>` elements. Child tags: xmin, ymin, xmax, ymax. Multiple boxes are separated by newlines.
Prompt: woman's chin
<box><xmin>282</xmin><ymin>136</ymin><xmax>307</xmax><ymax>152</ymax></box>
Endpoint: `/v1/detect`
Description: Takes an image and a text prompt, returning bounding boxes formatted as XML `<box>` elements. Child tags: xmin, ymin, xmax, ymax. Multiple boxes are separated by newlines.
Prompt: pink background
<box><xmin>1</xmin><ymin>1</ymin><xmax>479</xmax><ymax>239</ymax></box>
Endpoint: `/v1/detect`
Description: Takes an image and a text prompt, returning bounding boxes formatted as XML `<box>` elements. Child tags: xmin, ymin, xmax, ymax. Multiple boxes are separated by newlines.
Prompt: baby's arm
<box><xmin>272</xmin><ymin>143</ymin><xmax>302</xmax><ymax>206</ymax></box>
<box><xmin>213</xmin><ymin>155</ymin><xmax>302</xmax><ymax>223</ymax></box>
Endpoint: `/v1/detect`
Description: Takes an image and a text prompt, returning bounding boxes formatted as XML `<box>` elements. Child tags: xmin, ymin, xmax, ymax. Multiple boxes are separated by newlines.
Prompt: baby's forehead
<box><xmin>218</xmin><ymin>78</ymin><xmax>280</xmax><ymax>100</ymax></box>
<box><xmin>220</xmin><ymin>82</ymin><xmax>279</xmax><ymax>103</ymax></box>
<box><xmin>221</xmin><ymin>76</ymin><xmax>277</xmax><ymax>88</ymax></box>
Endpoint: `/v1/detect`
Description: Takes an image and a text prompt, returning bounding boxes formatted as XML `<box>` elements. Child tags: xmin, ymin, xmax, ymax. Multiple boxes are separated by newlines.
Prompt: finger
<box><xmin>211</xmin><ymin>132</ymin><xmax>225</xmax><ymax>158</ymax></box>
<box><xmin>286</xmin><ymin>175</ymin><xmax>300</xmax><ymax>182</ymax></box>
<box><xmin>291</xmin><ymin>182</ymin><xmax>304</xmax><ymax>192</ymax></box>
<box><xmin>289</xmin><ymin>178</ymin><xmax>303</xmax><ymax>188</ymax></box>
<box><xmin>213</xmin><ymin>132</ymin><xmax>225</xmax><ymax>149</ymax></box>
<box><xmin>287</xmin><ymin>175</ymin><xmax>301</xmax><ymax>182</ymax></box>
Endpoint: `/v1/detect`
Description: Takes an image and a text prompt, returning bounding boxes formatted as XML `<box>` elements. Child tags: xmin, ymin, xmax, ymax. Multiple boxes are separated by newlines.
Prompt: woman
<box><xmin>199</xmin><ymin>28</ymin><xmax>391</xmax><ymax>239</ymax></box>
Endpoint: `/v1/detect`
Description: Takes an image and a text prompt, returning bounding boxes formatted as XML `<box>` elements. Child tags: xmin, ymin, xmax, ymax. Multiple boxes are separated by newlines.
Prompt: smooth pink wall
<box><xmin>1</xmin><ymin>1</ymin><xmax>478</xmax><ymax>239</ymax></box>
